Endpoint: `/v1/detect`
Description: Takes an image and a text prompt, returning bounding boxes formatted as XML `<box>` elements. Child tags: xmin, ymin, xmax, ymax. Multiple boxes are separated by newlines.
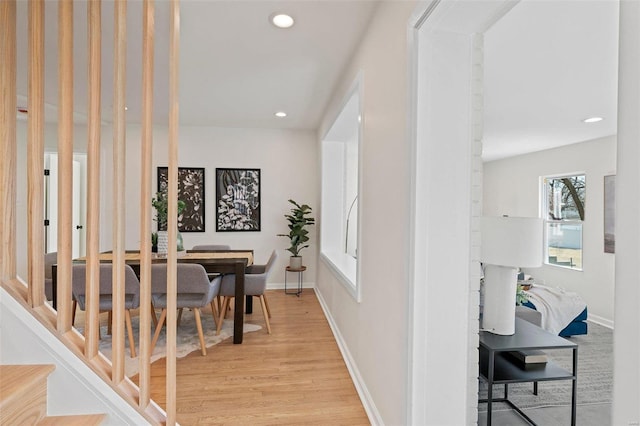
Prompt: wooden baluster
<box><xmin>27</xmin><ymin>0</ymin><xmax>45</xmax><ymax>308</ymax></box>
<box><xmin>166</xmin><ymin>0</ymin><xmax>180</xmax><ymax>422</ymax></box>
<box><xmin>111</xmin><ymin>0</ymin><xmax>127</xmax><ymax>384</ymax></box>
<box><xmin>139</xmin><ymin>0</ymin><xmax>155</xmax><ymax>408</ymax></box>
<box><xmin>57</xmin><ymin>0</ymin><xmax>73</xmax><ymax>333</ymax></box>
<box><xmin>85</xmin><ymin>0</ymin><xmax>102</xmax><ymax>359</ymax></box>
<box><xmin>0</xmin><ymin>0</ymin><xmax>17</xmax><ymax>283</ymax></box>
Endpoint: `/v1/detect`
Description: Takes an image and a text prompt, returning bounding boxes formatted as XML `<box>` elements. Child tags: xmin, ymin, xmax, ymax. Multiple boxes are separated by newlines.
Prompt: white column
<box><xmin>612</xmin><ymin>1</ymin><xmax>640</xmax><ymax>424</ymax></box>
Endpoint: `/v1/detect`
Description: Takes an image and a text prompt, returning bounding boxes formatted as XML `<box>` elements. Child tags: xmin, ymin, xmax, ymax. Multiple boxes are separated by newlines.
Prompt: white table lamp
<box><xmin>481</xmin><ymin>216</ymin><xmax>543</xmax><ymax>335</ymax></box>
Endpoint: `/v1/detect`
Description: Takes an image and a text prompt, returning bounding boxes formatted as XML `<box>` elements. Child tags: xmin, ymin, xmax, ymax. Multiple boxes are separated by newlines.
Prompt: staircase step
<box><xmin>38</xmin><ymin>414</ymin><xmax>106</xmax><ymax>425</ymax></box>
<box><xmin>0</xmin><ymin>364</ymin><xmax>55</xmax><ymax>425</ymax></box>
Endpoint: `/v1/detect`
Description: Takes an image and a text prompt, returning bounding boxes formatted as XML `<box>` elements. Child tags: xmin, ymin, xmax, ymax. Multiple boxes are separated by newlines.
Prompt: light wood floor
<box><xmin>138</xmin><ymin>289</ymin><xmax>370</xmax><ymax>425</ymax></box>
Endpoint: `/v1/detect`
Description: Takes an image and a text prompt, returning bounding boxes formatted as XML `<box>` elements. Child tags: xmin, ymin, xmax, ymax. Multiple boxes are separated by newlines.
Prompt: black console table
<box><xmin>479</xmin><ymin>317</ymin><xmax>578</xmax><ymax>425</ymax></box>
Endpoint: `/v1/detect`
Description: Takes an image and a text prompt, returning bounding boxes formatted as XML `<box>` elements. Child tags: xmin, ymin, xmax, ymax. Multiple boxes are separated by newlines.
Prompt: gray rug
<box><xmin>479</xmin><ymin>321</ymin><xmax>613</xmax><ymax>410</ymax></box>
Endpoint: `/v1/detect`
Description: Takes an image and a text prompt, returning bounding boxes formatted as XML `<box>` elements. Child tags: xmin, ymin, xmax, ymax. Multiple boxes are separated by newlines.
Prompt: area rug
<box><xmin>78</xmin><ymin>310</ymin><xmax>261</xmax><ymax>377</ymax></box>
<box><xmin>479</xmin><ymin>321</ymin><xmax>613</xmax><ymax>410</ymax></box>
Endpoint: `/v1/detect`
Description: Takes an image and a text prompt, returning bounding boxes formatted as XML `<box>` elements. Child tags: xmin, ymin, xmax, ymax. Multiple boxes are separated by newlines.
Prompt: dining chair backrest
<box><xmin>191</xmin><ymin>244</ymin><xmax>231</xmax><ymax>251</ymax></box>
<box><xmin>246</xmin><ymin>249</ymin><xmax>278</xmax><ymax>276</ymax></box>
<box><xmin>220</xmin><ymin>250</ymin><xmax>278</xmax><ymax>297</ymax></box>
<box><xmin>44</xmin><ymin>252</ymin><xmax>57</xmax><ymax>280</ymax></box>
<box><xmin>150</xmin><ymin>263</ymin><xmax>219</xmax><ymax>308</ymax></box>
<box><xmin>71</xmin><ymin>263</ymin><xmax>140</xmax><ymax>311</ymax></box>
<box><xmin>44</xmin><ymin>252</ymin><xmax>57</xmax><ymax>300</ymax></box>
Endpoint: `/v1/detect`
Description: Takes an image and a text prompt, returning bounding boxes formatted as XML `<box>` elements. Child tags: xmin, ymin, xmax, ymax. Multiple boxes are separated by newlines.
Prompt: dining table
<box><xmin>51</xmin><ymin>249</ymin><xmax>254</xmax><ymax>344</ymax></box>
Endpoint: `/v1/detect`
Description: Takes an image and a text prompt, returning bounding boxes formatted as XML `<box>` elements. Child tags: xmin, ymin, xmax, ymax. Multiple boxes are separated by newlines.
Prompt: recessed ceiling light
<box><xmin>583</xmin><ymin>117</ymin><xmax>603</xmax><ymax>123</ymax></box>
<box><xmin>275</xmin><ymin>111</ymin><xmax>287</xmax><ymax>118</ymax></box>
<box><xmin>271</xmin><ymin>13</ymin><xmax>294</xmax><ymax>29</ymax></box>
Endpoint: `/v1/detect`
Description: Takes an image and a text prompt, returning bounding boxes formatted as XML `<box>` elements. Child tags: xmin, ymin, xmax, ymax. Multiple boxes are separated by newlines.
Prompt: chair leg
<box><xmin>72</xmin><ymin>300</ymin><xmax>77</xmax><ymax>326</ymax></box>
<box><xmin>262</xmin><ymin>293</ymin><xmax>272</xmax><ymax>318</ymax></box>
<box><xmin>193</xmin><ymin>308</ymin><xmax>206</xmax><ymax>356</ymax></box>
<box><xmin>107</xmin><ymin>311</ymin><xmax>112</xmax><ymax>335</ymax></box>
<box><xmin>259</xmin><ymin>295</ymin><xmax>272</xmax><ymax>335</ymax></box>
<box><xmin>210</xmin><ymin>301</ymin><xmax>219</xmax><ymax>329</ymax></box>
<box><xmin>216</xmin><ymin>297</ymin><xmax>231</xmax><ymax>335</ymax></box>
<box><xmin>151</xmin><ymin>309</ymin><xmax>168</xmax><ymax>353</ymax></box>
<box><xmin>151</xmin><ymin>302</ymin><xmax>158</xmax><ymax>328</ymax></box>
<box><xmin>125</xmin><ymin>309</ymin><xmax>137</xmax><ymax>358</ymax></box>
<box><xmin>177</xmin><ymin>308</ymin><xmax>183</xmax><ymax>326</ymax></box>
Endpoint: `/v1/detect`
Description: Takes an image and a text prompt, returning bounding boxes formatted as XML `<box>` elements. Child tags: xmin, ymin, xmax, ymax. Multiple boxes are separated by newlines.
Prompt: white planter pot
<box><xmin>157</xmin><ymin>231</ymin><xmax>169</xmax><ymax>254</ymax></box>
<box><xmin>290</xmin><ymin>256</ymin><xmax>303</xmax><ymax>269</ymax></box>
<box><xmin>157</xmin><ymin>229</ymin><xmax>184</xmax><ymax>255</ymax></box>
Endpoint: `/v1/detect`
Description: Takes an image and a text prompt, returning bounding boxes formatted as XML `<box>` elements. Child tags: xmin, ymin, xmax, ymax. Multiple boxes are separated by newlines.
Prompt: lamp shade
<box><xmin>481</xmin><ymin>216</ymin><xmax>543</xmax><ymax>268</ymax></box>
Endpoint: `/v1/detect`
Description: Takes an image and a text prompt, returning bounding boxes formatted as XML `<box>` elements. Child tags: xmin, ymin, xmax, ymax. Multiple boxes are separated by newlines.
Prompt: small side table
<box><xmin>285</xmin><ymin>266</ymin><xmax>306</xmax><ymax>296</ymax></box>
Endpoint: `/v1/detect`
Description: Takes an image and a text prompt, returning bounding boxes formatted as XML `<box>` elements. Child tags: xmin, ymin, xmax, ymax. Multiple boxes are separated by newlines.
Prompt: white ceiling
<box><xmin>483</xmin><ymin>0</ymin><xmax>619</xmax><ymax>161</ymax></box>
<box><xmin>14</xmin><ymin>0</ymin><xmax>619</xmax><ymax>160</ymax></box>
<box><xmin>15</xmin><ymin>0</ymin><xmax>378</xmax><ymax>130</ymax></box>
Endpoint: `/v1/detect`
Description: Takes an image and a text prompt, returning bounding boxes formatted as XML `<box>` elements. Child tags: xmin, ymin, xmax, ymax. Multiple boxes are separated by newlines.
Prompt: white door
<box><xmin>45</xmin><ymin>153</ymin><xmax>85</xmax><ymax>258</ymax></box>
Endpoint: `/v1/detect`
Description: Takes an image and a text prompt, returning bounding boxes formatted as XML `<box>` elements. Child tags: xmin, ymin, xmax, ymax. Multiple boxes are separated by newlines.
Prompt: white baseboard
<box><xmin>313</xmin><ymin>288</ymin><xmax>383</xmax><ymax>426</ymax></box>
<box><xmin>587</xmin><ymin>313</ymin><xmax>614</xmax><ymax>329</ymax></box>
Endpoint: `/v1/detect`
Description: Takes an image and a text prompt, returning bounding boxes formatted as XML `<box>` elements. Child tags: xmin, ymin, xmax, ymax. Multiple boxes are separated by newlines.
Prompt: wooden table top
<box><xmin>75</xmin><ymin>250</ymin><xmax>254</xmax><ymax>266</ymax></box>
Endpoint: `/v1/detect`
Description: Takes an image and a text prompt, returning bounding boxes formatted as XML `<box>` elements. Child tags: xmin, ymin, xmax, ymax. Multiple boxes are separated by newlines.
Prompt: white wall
<box><xmin>99</xmin><ymin>124</ymin><xmax>319</xmax><ymax>286</ymax></box>
<box><xmin>316</xmin><ymin>2</ymin><xmax>416</xmax><ymax>424</ymax></box>
<box><xmin>612</xmin><ymin>2</ymin><xmax>640</xmax><ymax>422</ymax></box>
<box><xmin>483</xmin><ymin>135</ymin><xmax>616</xmax><ymax>325</ymax></box>
<box><xmin>14</xmin><ymin>121</ymin><xmax>319</xmax><ymax>289</ymax></box>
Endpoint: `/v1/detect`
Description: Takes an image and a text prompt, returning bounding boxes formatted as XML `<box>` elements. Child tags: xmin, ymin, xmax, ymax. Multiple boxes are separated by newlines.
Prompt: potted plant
<box><xmin>152</xmin><ymin>191</ymin><xmax>186</xmax><ymax>253</ymax></box>
<box><xmin>278</xmin><ymin>199</ymin><xmax>315</xmax><ymax>269</ymax></box>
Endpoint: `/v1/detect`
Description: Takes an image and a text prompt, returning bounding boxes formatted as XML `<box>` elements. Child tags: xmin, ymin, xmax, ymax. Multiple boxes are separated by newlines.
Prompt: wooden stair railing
<box><xmin>0</xmin><ymin>0</ymin><xmax>182</xmax><ymax>424</ymax></box>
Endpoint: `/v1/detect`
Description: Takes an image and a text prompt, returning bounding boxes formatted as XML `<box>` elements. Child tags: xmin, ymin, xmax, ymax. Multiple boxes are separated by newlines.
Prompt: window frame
<box><xmin>320</xmin><ymin>75</ymin><xmax>363</xmax><ymax>301</ymax></box>
<box><xmin>541</xmin><ymin>173</ymin><xmax>586</xmax><ymax>271</ymax></box>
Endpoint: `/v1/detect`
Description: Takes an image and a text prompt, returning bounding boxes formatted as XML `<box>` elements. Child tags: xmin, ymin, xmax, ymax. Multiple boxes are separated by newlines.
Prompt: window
<box><xmin>542</xmin><ymin>174</ymin><xmax>585</xmax><ymax>270</ymax></box>
<box><xmin>320</xmin><ymin>79</ymin><xmax>361</xmax><ymax>300</ymax></box>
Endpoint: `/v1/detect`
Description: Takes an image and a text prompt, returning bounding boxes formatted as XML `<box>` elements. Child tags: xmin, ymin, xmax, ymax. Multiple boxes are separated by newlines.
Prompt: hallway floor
<box><xmin>139</xmin><ymin>289</ymin><xmax>369</xmax><ymax>425</ymax></box>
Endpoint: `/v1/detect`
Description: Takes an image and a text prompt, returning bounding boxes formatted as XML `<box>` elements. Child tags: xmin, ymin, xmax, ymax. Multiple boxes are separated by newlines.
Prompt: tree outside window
<box><xmin>543</xmin><ymin>174</ymin><xmax>585</xmax><ymax>270</ymax></box>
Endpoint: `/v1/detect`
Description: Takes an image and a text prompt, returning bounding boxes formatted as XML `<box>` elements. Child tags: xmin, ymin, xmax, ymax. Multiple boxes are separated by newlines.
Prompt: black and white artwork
<box><xmin>604</xmin><ymin>174</ymin><xmax>615</xmax><ymax>253</ymax></box>
<box><xmin>216</xmin><ymin>168</ymin><xmax>260</xmax><ymax>232</ymax></box>
<box><xmin>157</xmin><ymin>167</ymin><xmax>205</xmax><ymax>232</ymax></box>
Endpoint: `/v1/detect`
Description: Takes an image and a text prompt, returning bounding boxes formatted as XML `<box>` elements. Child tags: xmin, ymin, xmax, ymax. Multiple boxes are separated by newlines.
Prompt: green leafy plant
<box><xmin>152</xmin><ymin>192</ymin><xmax>186</xmax><ymax>251</ymax></box>
<box><xmin>152</xmin><ymin>191</ymin><xmax>186</xmax><ymax>231</ymax></box>
<box><xmin>277</xmin><ymin>199</ymin><xmax>315</xmax><ymax>257</ymax></box>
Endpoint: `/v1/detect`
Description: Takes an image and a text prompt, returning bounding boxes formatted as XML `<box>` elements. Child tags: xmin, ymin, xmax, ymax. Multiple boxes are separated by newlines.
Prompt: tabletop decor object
<box><xmin>278</xmin><ymin>199</ymin><xmax>315</xmax><ymax>269</ymax></box>
<box><xmin>152</xmin><ymin>191</ymin><xmax>186</xmax><ymax>254</ymax></box>
<box><xmin>481</xmin><ymin>216</ymin><xmax>543</xmax><ymax>335</ymax></box>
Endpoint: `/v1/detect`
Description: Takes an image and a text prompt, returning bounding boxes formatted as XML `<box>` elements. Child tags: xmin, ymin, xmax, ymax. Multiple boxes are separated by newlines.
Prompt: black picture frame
<box><xmin>216</xmin><ymin>168</ymin><xmax>261</xmax><ymax>232</ymax></box>
<box><xmin>157</xmin><ymin>167</ymin><xmax>205</xmax><ymax>232</ymax></box>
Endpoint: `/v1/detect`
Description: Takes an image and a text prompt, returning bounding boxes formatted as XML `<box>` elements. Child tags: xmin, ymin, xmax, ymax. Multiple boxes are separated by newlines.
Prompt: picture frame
<box><xmin>216</xmin><ymin>168</ymin><xmax>261</xmax><ymax>232</ymax></box>
<box><xmin>157</xmin><ymin>167</ymin><xmax>206</xmax><ymax>232</ymax></box>
<box><xmin>604</xmin><ymin>174</ymin><xmax>615</xmax><ymax>253</ymax></box>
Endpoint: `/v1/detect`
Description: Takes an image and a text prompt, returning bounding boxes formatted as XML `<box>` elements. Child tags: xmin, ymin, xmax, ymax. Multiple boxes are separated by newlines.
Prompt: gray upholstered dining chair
<box><xmin>71</xmin><ymin>263</ymin><xmax>140</xmax><ymax>357</ymax></box>
<box><xmin>191</xmin><ymin>244</ymin><xmax>231</xmax><ymax>303</ymax></box>
<box><xmin>192</xmin><ymin>244</ymin><xmax>231</xmax><ymax>251</ymax></box>
<box><xmin>44</xmin><ymin>251</ymin><xmax>57</xmax><ymax>301</ymax></box>
<box><xmin>150</xmin><ymin>263</ymin><xmax>222</xmax><ymax>356</ymax></box>
<box><xmin>216</xmin><ymin>250</ymin><xmax>278</xmax><ymax>335</ymax></box>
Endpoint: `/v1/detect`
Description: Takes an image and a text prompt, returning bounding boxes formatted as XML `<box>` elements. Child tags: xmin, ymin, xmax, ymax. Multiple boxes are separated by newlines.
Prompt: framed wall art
<box><xmin>604</xmin><ymin>174</ymin><xmax>615</xmax><ymax>253</ymax></box>
<box><xmin>216</xmin><ymin>168</ymin><xmax>261</xmax><ymax>231</ymax></box>
<box><xmin>157</xmin><ymin>167</ymin><xmax>205</xmax><ymax>232</ymax></box>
